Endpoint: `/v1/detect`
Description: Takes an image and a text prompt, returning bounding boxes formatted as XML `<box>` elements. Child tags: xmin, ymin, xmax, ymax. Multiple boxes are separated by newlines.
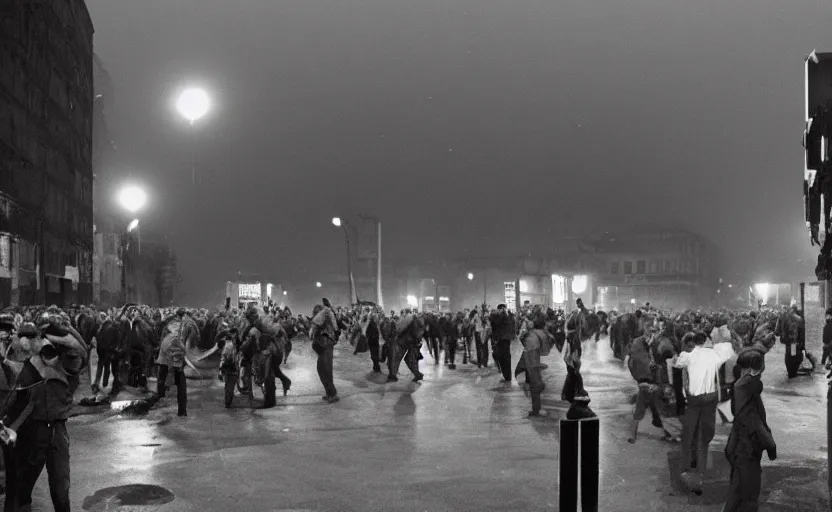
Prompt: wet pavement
<box><xmin>13</xmin><ymin>338</ymin><xmax>832</xmax><ymax>511</ymax></box>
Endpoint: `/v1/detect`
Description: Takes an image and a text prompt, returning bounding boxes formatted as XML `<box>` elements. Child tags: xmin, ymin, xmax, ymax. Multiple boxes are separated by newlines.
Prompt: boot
<box><xmin>412</xmin><ymin>372</ymin><xmax>424</xmax><ymax>383</ymax></box>
<box><xmin>373</xmin><ymin>363</ymin><xmax>382</xmax><ymax>373</ymax></box>
<box><xmin>627</xmin><ymin>419</ymin><xmax>639</xmax><ymax>444</ymax></box>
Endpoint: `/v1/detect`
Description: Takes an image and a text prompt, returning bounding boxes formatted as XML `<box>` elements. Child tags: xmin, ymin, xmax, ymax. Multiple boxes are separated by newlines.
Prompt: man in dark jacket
<box><xmin>490</xmin><ymin>304</ymin><xmax>515</xmax><ymax>383</ymax></box>
<box><xmin>722</xmin><ymin>349</ymin><xmax>776</xmax><ymax>511</ymax></box>
<box><xmin>627</xmin><ymin>322</ymin><xmax>675</xmax><ymax>443</ymax></box>
<box><xmin>1</xmin><ymin>327</ymin><xmax>86</xmax><ymax>512</ymax></box>
<box><xmin>440</xmin><ymin>313</ymin><xmax>458</xmax><ymax>369</ymax></box>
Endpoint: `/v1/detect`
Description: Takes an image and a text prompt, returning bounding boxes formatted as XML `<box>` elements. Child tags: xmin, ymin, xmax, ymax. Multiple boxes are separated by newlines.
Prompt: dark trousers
<box><xmin>316</xmin><ymin>345</ymin><xmax>337</xmax><ymax>397</ymax></box>
<box><xmin>495</xmin><ymin>339</ymin><xmax>512</xmax><ymax>381</ymax></box>
<box><xmin>475</xmin><ymin>332</ymin><xmax>489</xmax><ymax>367</ymax></box>
<box><xmin>283</xmin><ymin>340</ymin><xmax>292</xmax><ymax>363</ymax></box>
<box><xmin>785</xmin><ymin>344</ymin><xmax>804</xmax><ymax>378</ymax></box>
<box><xmin>427</xmin><ymin>335</ymin><xmax>440</xmax><ymax>361</ymax></box>
<box><xmin>368</xmin><ymin>334</ymin><xmax>381</xmax><ymax>368</ymax></box>
<box><xmin>461</xmin><ymin>336</ymin><xmax>472</xmax><ymax>363</ymax></box>
<box><xmin>4</xmin><ymin>420</ymin><xmax>70</xmax><ymax>512</ymax></box>
<box><xmin>128</xmin><ymin>348</ymin><xmax>147</xmax><ymax>388</ymax></box>
<box><xmin>388</xmin><ymin>340</ymin><xmax>421</xmax><ymax>377</ymax></box>
<box><xmin>527</xmin><ymin>364</ymin><xmax>545</xmax><ymax>412</ymax></box>
<box><xmin>722</xmin><ymin>457</ymin><xmax>762</xmax><ymax>512</ymax></box>
<box><xmin>673</xmin><ymin>367</ymin><xmax>686</xmax><ymax>416</ymax></box>
<box><xmin>445</xmin><ymin>337</ymin><xmax>457</xmax><ymax>365</ymax></box>
<box><xmin>157</xmin><ymin>365</ymin><xmax>187</xmax><ymax>415</ymax></box>
<box><xmin>681</xmin><ymin>393</ymin><xmax>718</xmax><ymax>473</ymax></box>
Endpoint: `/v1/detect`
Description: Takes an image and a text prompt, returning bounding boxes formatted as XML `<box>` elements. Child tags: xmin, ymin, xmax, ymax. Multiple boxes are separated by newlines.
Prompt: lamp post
<box><xmin>175</xmin><ymin>87</ymin><xmax>211</xmax><ymax>186</ymax></box>
<box><xmin>332</xmin><ymin>217</ymin><xmax>355</xmax><ymax>304</ymax></box>
<box><xmin>467</xmin><ymin>271</ymin><xmax>487</xmax><ymax>306</ymax></box>
<box><xmin>357</xmin><ymin>214</ymin><xmax>383</xmax><ymax>309</ymax></box>
<box><xmin>118</xmin><ymin>185</ymin><xmax>147</xmax><ymax>305</ymax></box>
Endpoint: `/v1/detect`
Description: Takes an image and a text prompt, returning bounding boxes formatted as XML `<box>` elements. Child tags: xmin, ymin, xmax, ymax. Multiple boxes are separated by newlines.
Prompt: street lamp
<box><xmin>332</xmin><ymin>216</ymin><xmax>355</xmax><ymax>304</ymax></box>
<box><xmin>283</xmin><ymin>290</ymin><xmax>288</xmax><ymax>296</ymax></box>
<box><xmin>467</xmin><ymin>272</ymin><xmax>474</xmax><ymax>280</ymax></box>
<box><xmin>316</xmin><ymin>282</ymin><xmax>322</xmax><ymax>288</ymax></box>
<box><xmin>176</xmin><ymin>87</ymin><xmax>211</xmax><ymax>125</ymax></box>
<box><xmin>118</xmin><ymin>186</ymin><xmax>146</xmax><ymax>305</ymax></box>
<box><xmin>118</xmin><ymin>186</ymin><xmax>147</xmax><ymax>214</ymax></box>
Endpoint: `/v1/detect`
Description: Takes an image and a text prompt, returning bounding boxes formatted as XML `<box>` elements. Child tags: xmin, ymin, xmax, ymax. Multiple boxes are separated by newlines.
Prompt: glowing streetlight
<box><xmin>127</xmin><ymin>219</ymin><xmax>139</xmax><ymax>232</ymax></box>
<box><xmin>316</xmin><ymin>282</ymin><xmax>322</xmax><ymax>288</ymax></box>
<box><xmin>572</xmin><ymin>275</ymin><xmax>588</xmax><ymax>295</ymax></box>
<box><xmin>176</xmin><ymin>87</ymin><xmax>211</xmax><ymax>125</ymax></box>
<box><xmin>283</xmin><ymin>290</ymin><xmax>288</xmax><ymax>296</ymax></box>
<box><xmin>467</xmin><ymin>272</ymin><xmax>474</xmax><ymax>280</ymax></box>
<box><xmin>332</xmin><ymin>217</ymin><xmax>342</xmax><ymax>227</ymax></box>
<box><xmin>118</xmin><ymin>186</ymin><xmax>147</xmax><ymax>214</ymax></box>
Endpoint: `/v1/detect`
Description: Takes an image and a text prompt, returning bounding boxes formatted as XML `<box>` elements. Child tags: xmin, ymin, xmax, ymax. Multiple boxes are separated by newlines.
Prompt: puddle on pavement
<box><xmin>82</xmin><ymin>484</ymin><xmax>175</xmax><ymax>511</ymax></box>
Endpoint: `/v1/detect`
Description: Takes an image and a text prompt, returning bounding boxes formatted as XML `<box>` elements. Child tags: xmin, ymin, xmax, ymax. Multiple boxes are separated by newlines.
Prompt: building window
<box><xmin>610</xmin><ymin>261</ymin><xmax>619</xmax><ymax>275</ymax></box>
<box><xmin>649</xmin><ymin>261</ymin><xmax>659</xmax><ymax>274</ymax></box>
<box><xmin>623</xmin><ymin>261</ymin><xmax>633</xmax><ymax>274</ymax></box>
<box><xmin>637</xmin><ymin>260</ymin><xmax>646</xmax><ymax>274</ymax></box>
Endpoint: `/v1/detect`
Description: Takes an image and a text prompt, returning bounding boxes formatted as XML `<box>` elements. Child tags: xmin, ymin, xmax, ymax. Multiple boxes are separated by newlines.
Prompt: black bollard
<box><xmin>559</xmin><ymin>419</ymin><xmax>580</xmax><ymax>511</ymax></box>
<box><xmin>581</xmin><ymin>417</ymin><xmax>600</xmax><ymax>512</ymax></box>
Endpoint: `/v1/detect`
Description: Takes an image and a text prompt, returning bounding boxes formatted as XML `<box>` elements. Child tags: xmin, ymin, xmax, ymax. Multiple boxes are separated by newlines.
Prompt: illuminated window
<box><xmin>504</xmin><ymin>282</ymin><xmax>516</xmax><ymax>311</ymax></box>
<box><xmin>0</xmin><ymin>236</ymin><xmax>8</xmax><ymax>269</ymax></box>
<box><xmin>551</xmin><ymin>275</ymin><xmax>566</xmax><ymax>303</ymax></box>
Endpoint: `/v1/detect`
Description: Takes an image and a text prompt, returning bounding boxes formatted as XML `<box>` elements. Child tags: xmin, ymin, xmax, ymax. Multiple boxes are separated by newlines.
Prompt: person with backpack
<box><xmin>386</xmin><ymin>309</ymin><xmax>424</xmax><ymax>383</ymax></box>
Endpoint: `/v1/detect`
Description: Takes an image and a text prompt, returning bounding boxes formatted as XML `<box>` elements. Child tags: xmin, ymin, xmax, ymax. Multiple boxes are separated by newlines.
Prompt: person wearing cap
<box><xmin>1</xmin><ymin>329</ymin><xmax>81</xmax><ymax>512</ymax></box>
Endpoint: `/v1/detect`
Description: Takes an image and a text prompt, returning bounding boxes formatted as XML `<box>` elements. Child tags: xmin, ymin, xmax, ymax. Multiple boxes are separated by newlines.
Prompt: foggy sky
<box><xmin>87</xmin><ymin>0</ymin><xmax>831</xmax><ymax>306</ymax></box>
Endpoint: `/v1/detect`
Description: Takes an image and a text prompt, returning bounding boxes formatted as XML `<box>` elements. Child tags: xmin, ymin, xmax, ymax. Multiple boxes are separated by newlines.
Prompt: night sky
<box><xmin>87</xmin><ymin>0</ymin><xmax>831</xmax><ymax>306</ymax></box>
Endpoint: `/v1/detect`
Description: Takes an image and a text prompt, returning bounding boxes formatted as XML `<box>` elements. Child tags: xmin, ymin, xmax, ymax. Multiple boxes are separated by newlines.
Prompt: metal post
<box><xmin>377</xmin><ymin>221</ymin><xmax>383</xmax><ymax>308</ymax></box>
<box><xmin>342</xmin><ymin>225</ymin><xmax>354</xmax><ymax>304</ymax></box>
<box><xmin>581</xmin><ymin>418</ymin><xmax>600</xmax><ymax>512</ymax></box>
<box><xmin>559</xmin><ymin>419</ymin><xmax>580</xmax><ymax>511</ymax></box>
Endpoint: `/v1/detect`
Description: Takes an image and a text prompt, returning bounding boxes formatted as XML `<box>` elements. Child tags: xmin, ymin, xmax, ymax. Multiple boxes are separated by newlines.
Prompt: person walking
<box><xmin>310</xmin><ymin>299</ymin><xmax>339</xmax><ymax>403</ymax></box>
<box><xmin>674</xmin><ymin>330</ymin><xmax>735</xmax><ymax>494</ymax></box>
<box><xmin>490</xmin><ymin>304</ymin><xmax>514</xmax><ymax>383</ymax></box>
<box><xmin>1</xmin><ymin>323</ymin><xmax>87</xmax><ymax>512</ymax></box>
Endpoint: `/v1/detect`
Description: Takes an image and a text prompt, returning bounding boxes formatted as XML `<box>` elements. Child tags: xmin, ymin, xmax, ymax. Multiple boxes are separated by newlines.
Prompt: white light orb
<box><xmin>118</xmin><ymin>186</ymin><xmax>147</xmax><ymax>213</ymax></box>
<box><xmin>283</xmin><ymin>291</ymin><xmax>288</xmax><ymax>296</ymax></box>
<box><xmin>332</xmin><ymin>217</ymin><xmax>342</xmax><ymax>227</ymax></box>
<box><xmin>571</xmin><ymin>275</ymin><xmax>588</xmax><ymax>295</ymax></box>
<box><xmin>316</xmin><ymin>282</ymin><xmax>322</xmax><ymax>288</ymax></box>
<box><xmin>467</xmin><ymin>273</ymin><xmax>474</xmax><ymax>280</ymax></box>
<box><xmin>176</xmin><ymin>88</ymin><xmax>211</xmax><ymax>124</ymax></box>
<box><xmin>127</xmin><ymin>219</ymin><xmax>139</xmax><ymax>232</ymax></box>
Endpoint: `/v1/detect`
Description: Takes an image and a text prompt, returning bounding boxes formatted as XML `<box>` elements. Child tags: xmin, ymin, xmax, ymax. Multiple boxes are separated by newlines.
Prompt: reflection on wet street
<box><xmin>18</xmin><ymin>339</ymin><xmax>831</xmax><ymax>511</ymax></box>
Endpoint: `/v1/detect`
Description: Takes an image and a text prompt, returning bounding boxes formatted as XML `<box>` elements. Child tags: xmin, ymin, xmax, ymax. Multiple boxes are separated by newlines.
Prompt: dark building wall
<box><xmin>0</xmin><ymin>0</ymin><xmax>95</xmax><ymax>307</ymax></box>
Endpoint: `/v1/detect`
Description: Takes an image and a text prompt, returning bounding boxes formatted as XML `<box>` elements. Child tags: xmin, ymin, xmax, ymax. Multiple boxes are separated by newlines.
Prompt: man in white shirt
<box><xmin>673</xmin><ymin>330</ymin><xmax>735</xmax><ymax>493</ymax></box>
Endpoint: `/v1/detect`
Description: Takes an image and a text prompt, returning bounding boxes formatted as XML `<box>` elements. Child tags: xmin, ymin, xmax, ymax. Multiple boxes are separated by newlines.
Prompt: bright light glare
<box><xmin>127</xmin><ymin>219</ymin><xmax>139</xmax><ymax>232</ymax></box>
<box><xmin>630</xmin><ymin>298</ymin><xmax>636</xmax><ymax>304</ymax></box>
<box><xmin>332</xmin><ymin>217</ymin><xmax>342</xmax><ymax>227</ymax></box>
<box><xmin>467</xmin><ymin>273</ymin><xmax>474</xmax><ymax>280</ymax></box>
<box><xmin>283</xmin><ymin>291</ymin><xmax>288</xmax><ymax>296</ymax></box>
<box><xmin>571</xmin><ymin>275</ymin><xmax>588</xmax><ymax>295</ymax></box>
<box><xmin>552</xmin><ymin>275</ymin><xmax>566</xmax><ymax>303</ymax></box>
<box><xmin>406</xmin><ymin>295</ymin><xmax>419</xmax><ymax>307</ymax></box>
<box><xmin>316</xmin><ymin>282</ymin><xmax>322</xmax><ymax>288</ymax></box>
<box><xmin>754</xmin><ymin>283</ymin><xmax>770</xmax><ymax>301</ymax></box>
<box><xmin>118</xmin><ymin>186</ymin><xmax>147</xmax><ymax>213</ymax></box>
<box><xmin>176</xmin><ymin>88</ymin><xmax>211</xmax><ymax>124</ymax></box>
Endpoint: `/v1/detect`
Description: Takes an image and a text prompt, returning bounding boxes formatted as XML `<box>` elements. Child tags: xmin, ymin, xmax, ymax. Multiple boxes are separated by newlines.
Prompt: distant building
<box><xmin>0</xmin><ymin>1</ymin><xmax>95</xmax><ymax>307</ymax></box>
<box><xmin>384</xmin><ymin>229</ymin><xmax>720</xmax><ymax>313</ymax></box>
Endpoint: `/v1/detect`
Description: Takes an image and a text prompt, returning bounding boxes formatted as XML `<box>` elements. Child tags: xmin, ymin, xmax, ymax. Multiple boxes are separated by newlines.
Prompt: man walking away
<box><xmin>722</xmin><ymin>349</ymin><xmax>776</xmax><ymax>512</ymax></box>
<box><xmin>627</xmin><ymin>321</ymin><xmax>676</xmax><ymax>443</ymax></box>
<box><xmin>490</xmin><ymin>304</ymin><xmax>514</xmax><ymax>383</ymax></box>
<box><xmin>366</xmin><ymin>309</ymin><xmax>382</xmax><ymax>373</ymax></box>
<box><xmin>674</xmin><ymin>331</ymin><xmax>735</xmax><ymax>494</ymax></box>
<box><xmin>310</xmin><ymin>299</ymin><xmax>339</xmax><ymax>403</ymax></box>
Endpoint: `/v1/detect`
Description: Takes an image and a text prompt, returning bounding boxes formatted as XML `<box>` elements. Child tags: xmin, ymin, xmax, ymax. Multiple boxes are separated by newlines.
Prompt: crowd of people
<box><xmin>0</xmin><ymin>298</ymin><xmax>822</xmax><ymax>510</ymax></box>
